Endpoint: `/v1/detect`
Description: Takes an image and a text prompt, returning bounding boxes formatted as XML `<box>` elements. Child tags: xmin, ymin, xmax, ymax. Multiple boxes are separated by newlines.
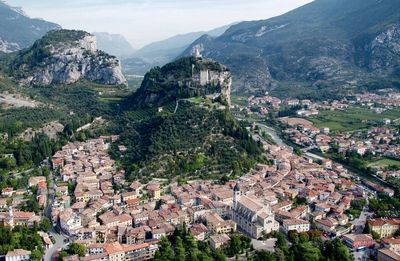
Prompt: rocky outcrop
<box><xmin>0</xmin><ymin>38</ymin><xmax>20</xmax><ymax>53</ymax></box>
<box><xmin>370</xmin><ymin>23</ymin><xmax>400</xmax><ymax>72</ymax></box>
<box><xmin>131</xmin><ymin>56</ymin><xmax>231</xmax><ymax>108</ymax></box>
<box><xmin>13</xmin><ymin>30</ymin><xmax>127</xmax><ymax>86</ymax></box>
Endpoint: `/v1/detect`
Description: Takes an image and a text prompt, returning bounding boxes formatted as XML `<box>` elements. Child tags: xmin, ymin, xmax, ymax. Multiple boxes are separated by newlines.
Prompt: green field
<box><xmin>231</xmin><ymin>95</ymin><xmax>249</xmax><ymax>106</ymax></box>
<box><xmin>189</xmin><ymin>97</ymin><xmax>209</xmax><ymax>103</ymax></box>
<box><xmin>309</xmin><ymin>107</ymin><xmax>400</xmax><ymax>132</ymax></box>
<box><xmin>368</xmin><ymin>158</ymin><xmax>400</xmax><ymax>168</ymax></box>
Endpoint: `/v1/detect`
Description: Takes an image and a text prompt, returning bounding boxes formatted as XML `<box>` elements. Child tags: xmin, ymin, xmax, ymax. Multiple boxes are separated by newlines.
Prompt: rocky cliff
<box><xmin>130</xmin><ymin>56</ymin><xmax>231</xmax><ymax>108</ymax></box>
<box><xmin>369</xmin><ymin>23</ymin><xmax>400</xmax><ymax>73</ymax></box>
<box><xmin>12</xmin><ymin>30</ymin><xmax>127</xmax><ymax>86</ymax></box>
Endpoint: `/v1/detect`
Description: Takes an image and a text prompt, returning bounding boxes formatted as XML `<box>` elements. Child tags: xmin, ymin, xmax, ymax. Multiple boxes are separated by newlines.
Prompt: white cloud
<box><xmin>6</xmin><ymin>0</ymin><xmax>313</xmax><ymax>48</ymax></box>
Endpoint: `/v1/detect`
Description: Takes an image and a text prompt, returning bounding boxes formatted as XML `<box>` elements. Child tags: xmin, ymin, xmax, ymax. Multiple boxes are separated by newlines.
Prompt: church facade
<box><xmin>231</xmin><ymin>184</ymin><xmax>279</xmax><ymax>238</ymax></box>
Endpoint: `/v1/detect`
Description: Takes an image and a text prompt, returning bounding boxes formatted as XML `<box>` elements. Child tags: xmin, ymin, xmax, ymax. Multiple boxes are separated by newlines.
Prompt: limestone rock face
<box><xmin>14</xmin><ymin>30</ymin><xmax>127</xmax><ymax>86</ymax></box>
<box><xmin>0</xmin><ymin>38</ymin><xmax>20</xmax><ymax>53</ymax></box>
<box><xmin>370</xmin><ymin>23</ymin><xmax>400</xmax><ymax>72</ymax></box>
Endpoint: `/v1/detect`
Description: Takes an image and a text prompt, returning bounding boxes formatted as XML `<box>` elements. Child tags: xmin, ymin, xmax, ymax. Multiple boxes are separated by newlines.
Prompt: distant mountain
<box><xmin>122</xmin><ymin>23</ymin><xmax>236</xmax><ymax>75</ymax></box>
<box><xmin>183</xmin><ymin>0</ymin><xmax>400</xmax><ymax>98</ymax></box>
<box><xmin>10</xmin><ymin>30</ymin><xmax>127</xmax><ymax>86</ymax></box>
<box><xmin>93</xmin><ymin>32</ymin><xmax>135</xmax><ymax>58</ymax></box>
<box><xmin>0</xmin><ymin>1</ymin><xmax>61</xmax><ymax>53</ymax></box>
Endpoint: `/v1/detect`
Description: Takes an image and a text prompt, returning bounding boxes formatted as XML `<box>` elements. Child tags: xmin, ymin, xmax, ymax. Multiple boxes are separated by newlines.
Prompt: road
<box><xmin>12</xmin><ymin>168</ymin><xmax>34</xmax><ymax>178</ymax></box>
<box><xmin>351</xmin><ymin>206</ymin><xmax>373</xmax><ymax>234</ymax></box>
<box><xmin>44</xmin><ymin>229</ymin><xmax>67</xmax><ymax>261</ymax></box>
<box><xmin>352</xmin><ymin>248</ymin><xmax>373</xmax><ymax>261</ymax></box>
<box><xmin>43</xmin><ymin>170</ymin><xmax>68</xmax><ymax>261</ymax></box>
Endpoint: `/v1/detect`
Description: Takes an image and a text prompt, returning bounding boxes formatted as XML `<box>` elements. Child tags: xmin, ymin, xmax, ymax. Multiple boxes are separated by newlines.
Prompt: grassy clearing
<box><xmin>368</xmin><ymin>158</ymin><xmax>400</xmax><ymax>168</ymax></box>
<box><xmin>98</xmin><ymin>97</ymin><xmax>124</xmax><ymax>103</ymax></box>
<box><xmin>231</xmin><ymin>95</ymin><xmax>249</xmax><ymax>106</ymax></box>
<box><xmin>309</xmin><ymin>107</ymin><xmax>400</xmax><ymax>132</ymax></box>
<box><xmin>189</xmin><ymin>97</ymin><xmax>209</xmax><ymax>103</ymax></box>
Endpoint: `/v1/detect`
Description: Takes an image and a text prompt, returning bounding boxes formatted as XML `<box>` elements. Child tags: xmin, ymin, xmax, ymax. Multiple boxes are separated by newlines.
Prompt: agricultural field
<box><xmin>309</xmin><ymin>106</ymin><xmax>400</xmax><ymax>132</ymax></box>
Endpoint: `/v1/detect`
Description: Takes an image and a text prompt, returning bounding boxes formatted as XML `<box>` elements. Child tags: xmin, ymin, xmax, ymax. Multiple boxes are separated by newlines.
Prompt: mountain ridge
<box><xmin>0</xmin><ymin>1</ymin><xmax>61</xmax><ymax>53</ymax></box>
<box><xmin>93</xmin><ymin>32</ymin><xmax>136</xmax><ymax>59</ymax></box>
<box><xmin>183</xmin><ymin>0</ymin><xmax>400</xmax><ymax>97</ymax></box>
<box><xmin>122</xmin><ymin>23</ymin><xmax>237</xmax><ymax>75</ymax></box>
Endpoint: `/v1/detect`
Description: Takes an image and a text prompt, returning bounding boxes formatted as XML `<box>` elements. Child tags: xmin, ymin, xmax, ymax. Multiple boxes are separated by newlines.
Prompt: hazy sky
<box><xmin>6</xmin><ymin>0</ymin><xmax>313</xmax><ymax>48</ymax></box>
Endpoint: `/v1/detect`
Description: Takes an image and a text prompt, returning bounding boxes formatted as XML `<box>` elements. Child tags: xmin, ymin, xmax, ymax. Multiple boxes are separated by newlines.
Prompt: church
<box><xmin>231</xmin><ymin>184</ymin><xmax>279</xmax><ymax>238</ymax></box>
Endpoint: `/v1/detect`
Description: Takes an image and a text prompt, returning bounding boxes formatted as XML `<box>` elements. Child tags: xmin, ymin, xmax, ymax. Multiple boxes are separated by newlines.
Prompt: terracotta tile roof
<box><xmin>190</xmin><ymin>223</ymin><xmax>209</xmax><ymax>236</ymax></box>
<box><xmin>382</xmin><ymin>238</ymin><xmax>400</xmax><ymax>245</ymax></box>
<box><xmin>378</xmin><ymin>248</ymin><xmax>400</xmax><ymax>260</ymax></box>
<box><xmin>104</xmin><ymin>242</ymin><xmax>124</xmax><ymax>254</ymax></box>
<box><xmin>123</xmin><ymin>242</ymin><xmax>158</xmax><ymax>252</ymax></box>
<box><xmin>368</xmin><ymin>218</ymin><xmax>400</xmax><ymax>227</ymax></box>
<box><xmin>13</xmin><ymin>211</ymin><xmax>35</xmax><ymax>219</ymax></box>
<box><xmin>343</xmin><ymin>233</ymin><xmax>373</xmax><ymax>243</ymax></box>
<box><xmin>6</xmin><ymin>249</ymin><xmax>31</xmax><ymax>257</ymax></box>
<box><xmin>283</xmin><ymin>218</ymin><xmax>309</xmax><ymax>226</ymax></box>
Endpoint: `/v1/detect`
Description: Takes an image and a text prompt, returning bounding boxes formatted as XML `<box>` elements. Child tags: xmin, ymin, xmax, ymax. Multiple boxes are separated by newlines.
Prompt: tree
<box><xmin>214</xmin><ymin>250</ymin><xmax>227</xmax><ymax>261</ymax></box>
<box><xmin>295</xmin><ymin>242</ymin><xmax>321</xmax><ymax>261</ymax></box>
<box><xmin>276</xmin><ymin>232</ymin><xmax>289</xmax><ymax>255</ymax></box>
<box><xmin>298</xmin><ymin>232</ymin><xmax>310</xmax><ymax>243</ymax></box>
<box><xmin>39</xmin><ymin>217</ymin><xmax>51</xmax><ymax>232</ymax></box>
<box><xmin>185</xmin><ymin>234</ymin><xmax>200</xmax><ymax>261</ymax></box>
<box><xmin>393</xmin><ymin>229</ymin><xmax>400</xmax><ymax>238</ymax></box>
<box><xmin>59</xmin><ymin>250</ymin><xmax>68</xmax><ymax>261</ymax></box>
<box><xmin>227</xmin><ymin>235</ymin><xmax>242</xmax><ymax>257</ymax></box>
<box><xmin>274</xmin><ymin>248</ymin><xmax>286</xmax><ymax>261</ymax></box>
<box><xmin>371</xmin><ymin>230</ymin><xmax>380</xmax><ymax>240</ymax></box>
<box><xmin>288</xmin><ymin>231</ymin><xmax>299</xmax><ymax>245</ymax></box>
<box><xmin>157</xmin><ymin>236</ymin><xmax>174</xmax><ymax>260</ymax></box>
<box><xmin>255</xmin><ymin>250</ymin><xmax>275</xmax><ymax>261</ymax></box>
<box><xmin>0</xmin><ymin>157</ymin><xmax>16</xmax><ymax>170</ymax></box>
<box><xmin>31</xmin><ymin>249</ymin><xmax>43</xmax><ymax>261</ymax></box>
<box><xmin>21</xmin><ymin>195</ymin><xmax>40</xmax><ymax>213</ymax></box>
<box><xmin>363</xmin><ymin>224</ymin><xmax>371</xmax><ymax>234</ymax></box>
<box><xmin>174</xmin><ymin>236</ymin><xmax>185</xmax><ymax>261</ymax></box>
<box><xmin>322</xmin><ymin>240</ymin><xmax>334</xmax><ymax>259</ymax></box>
<box><xmin>69</xmin><ymin>243</ymin><xmax>86</xmax><ymax>257</ymax></box>
<box><xmin>333</xmin><ymin>239</ymin><xmax>351</xmax><ymax>261</ymax></box>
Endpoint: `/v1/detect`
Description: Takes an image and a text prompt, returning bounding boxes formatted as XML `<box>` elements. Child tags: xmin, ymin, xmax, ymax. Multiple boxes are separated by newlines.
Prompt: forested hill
<box><xmin>183</xmin><ymin>0</ymin><xmax>400</xmax><ymax>99</ymax></box>
<box><xmin>110</xmin><ymin>57</ymin><xmax>264</xmax><ymax>181</ymax></box>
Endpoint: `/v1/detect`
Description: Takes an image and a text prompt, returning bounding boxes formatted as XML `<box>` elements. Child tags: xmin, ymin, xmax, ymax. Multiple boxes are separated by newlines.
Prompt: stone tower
<box><xmin>233</xmin><ymin>183</ymin><xmax>241</xmax><ymax>207</ymax></box>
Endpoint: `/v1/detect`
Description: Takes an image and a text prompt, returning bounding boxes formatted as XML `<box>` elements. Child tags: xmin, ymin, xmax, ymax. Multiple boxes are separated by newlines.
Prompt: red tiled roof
<box><xmin>368</xmin><ymin>218</ymin><xmax>400</xmax><ymax>227</ymax></box>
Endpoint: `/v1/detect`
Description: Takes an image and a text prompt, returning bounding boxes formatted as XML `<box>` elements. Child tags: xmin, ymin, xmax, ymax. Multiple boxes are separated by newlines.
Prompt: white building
<box><xmin>231</xmin><ymin>184</ymin><xmax>279</xmax><ymax>238</ymax></box>
<box><xmin>282</xmin><ymin>218</ymin><xmax>310</xmax><ymax>234</ymax></box>
<box><xmin>5</xmin><ymin>249</ymin><xmax>31</xmax><ymax>261</ymax></box>
<box><xmin>59</xmin><ymin>209</ymin><xmax>82</xmax><ymax>235</ymax></box>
